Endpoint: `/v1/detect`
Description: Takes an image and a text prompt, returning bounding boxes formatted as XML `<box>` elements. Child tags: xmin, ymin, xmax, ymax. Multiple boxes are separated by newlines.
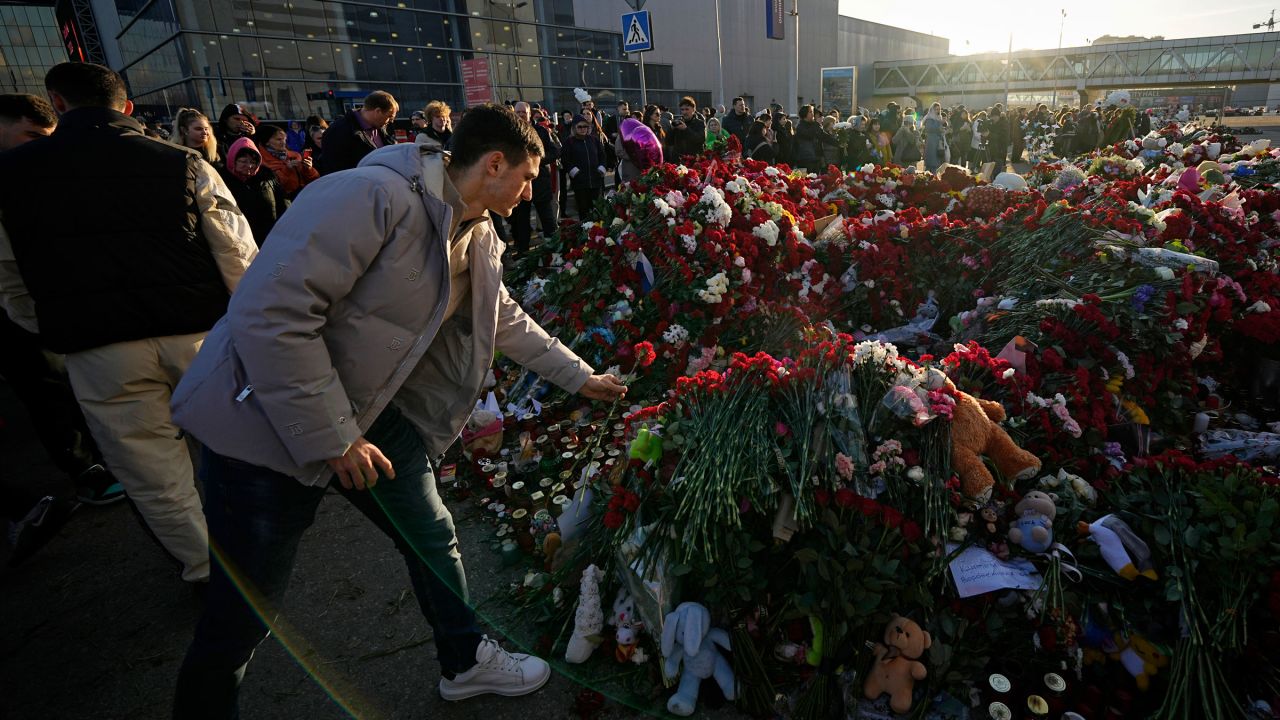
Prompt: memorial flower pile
<box><xmin>473</xmin><ymin>123</ymin><xmax>1280</xmax><ymax>720</ymax></box>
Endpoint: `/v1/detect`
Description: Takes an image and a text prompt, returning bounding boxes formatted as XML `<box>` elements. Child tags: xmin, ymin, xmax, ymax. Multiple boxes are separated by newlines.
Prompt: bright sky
<box><xmin>837</xmin><ymin>0</ymin><xmax>1276</xmax><ymax>56</ymax></box>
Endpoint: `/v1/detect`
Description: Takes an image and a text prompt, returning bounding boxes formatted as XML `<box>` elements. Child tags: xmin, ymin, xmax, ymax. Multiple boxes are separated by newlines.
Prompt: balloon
<box><xmin>620</xmin><ymin>118</ymin><xmax>663</xmax><ymax>172</ymax></box>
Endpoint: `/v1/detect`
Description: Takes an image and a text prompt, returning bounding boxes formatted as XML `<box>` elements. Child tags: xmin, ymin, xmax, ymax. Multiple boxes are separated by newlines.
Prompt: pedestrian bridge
<box><xmin>871</xmin><ymin>32</ymin><xmax>1280</xmax><ymax>98</ymax></box>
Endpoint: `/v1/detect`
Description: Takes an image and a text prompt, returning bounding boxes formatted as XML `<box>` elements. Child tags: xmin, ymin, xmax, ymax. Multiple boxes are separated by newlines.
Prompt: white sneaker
<box><xmin>438</xmin><ymin>636</ymin><xmax>551</xmax><ymax>701</ymax></box>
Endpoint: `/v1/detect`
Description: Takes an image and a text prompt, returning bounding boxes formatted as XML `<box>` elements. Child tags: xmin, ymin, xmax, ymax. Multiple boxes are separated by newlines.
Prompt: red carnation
<box><xmin>603</xmin><ymin>510</ymin><xmax>625</xmax><ymax>529</ymax></box>
<box><xmin>633</xmin><ymin>341</ymin><xmax>657</xmax><ymax>368</ymax></box>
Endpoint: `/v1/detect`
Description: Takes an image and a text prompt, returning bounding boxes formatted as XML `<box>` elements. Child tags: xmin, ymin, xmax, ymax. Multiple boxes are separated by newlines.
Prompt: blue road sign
<box><xmin>622</xmin><ymin>10</ymin><xmax>653</xmax><ymax>53</ymax></box>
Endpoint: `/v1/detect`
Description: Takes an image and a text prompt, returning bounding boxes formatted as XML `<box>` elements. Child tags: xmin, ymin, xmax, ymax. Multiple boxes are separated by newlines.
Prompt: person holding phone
<box><xmin>667</xmin><ymin>96</ymin><xmax>705</xmax><ymax>159</ymax></box>
<box><xmin>255</xmin><ymin>123</ymin><xmax>318</xmax><ymax>198</ymax></box>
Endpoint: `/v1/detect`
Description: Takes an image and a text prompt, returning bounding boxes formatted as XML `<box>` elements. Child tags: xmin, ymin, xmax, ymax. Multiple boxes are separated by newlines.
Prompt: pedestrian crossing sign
<box><xmin>622</xmin><ymin>10</ymin><xmax>653</xmax><ymax>53</ymax></box>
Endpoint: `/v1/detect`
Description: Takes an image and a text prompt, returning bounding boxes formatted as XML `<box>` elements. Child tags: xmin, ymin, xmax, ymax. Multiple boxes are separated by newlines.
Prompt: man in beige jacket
<box><xmin>0</xmin><ymin>63</ymin><xmax>258</xmax><ymax>583</ymax></box>
<box><xmin>170</xmin><ymin>104</ymin><xmax>625</xmax><ymax>716</ymax></box>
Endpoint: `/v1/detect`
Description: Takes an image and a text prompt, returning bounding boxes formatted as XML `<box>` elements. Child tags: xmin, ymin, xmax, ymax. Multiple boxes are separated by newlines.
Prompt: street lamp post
<box><xmin>789</xmin><ymin>0</ymin><xmax>799</xmax><ymax>113</ymax></box>
<box><xmin>714</xmin><ymin>0</ymin><xmax>725</xmax><ymax>111</ymax></box>
<box><xmin>1051</xmin><ymin>9</ymin><xmax>1065</xmax><ymax>109</ymax></box>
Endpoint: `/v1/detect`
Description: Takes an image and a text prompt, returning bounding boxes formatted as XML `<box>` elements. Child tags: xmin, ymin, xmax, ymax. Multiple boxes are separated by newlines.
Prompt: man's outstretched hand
<box><xmin>327</xmin><ymin>437</ymin><xmax>395</xmax><ymax>490</ymax></box>
<box><xmin>579</xmin><ymin>373</ymin><xmax>627</xmax><ymax>401</ymax></box>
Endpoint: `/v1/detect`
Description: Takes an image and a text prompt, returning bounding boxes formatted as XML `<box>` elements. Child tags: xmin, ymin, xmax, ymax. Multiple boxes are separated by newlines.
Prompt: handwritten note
<box><xmin>948</xmin><ymin>544</ymin><xmax>1043</xmax><ymax>598</ymax></box>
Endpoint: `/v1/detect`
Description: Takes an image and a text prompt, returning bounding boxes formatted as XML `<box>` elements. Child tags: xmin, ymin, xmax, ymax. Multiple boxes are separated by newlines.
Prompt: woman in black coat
<box><xmin>745</xmin><ymin>119</ymin><xmax>776</xmax><ymax>163</ymax></box>
<box><xmin>217</xmin><ymin>138</ymin><xmax>288</xmax><ymax>246</ymax></box>
<box><xmin>560</xmin><ymin>114</ymin><xmax>608</xmax><ymax>219</ymax></box>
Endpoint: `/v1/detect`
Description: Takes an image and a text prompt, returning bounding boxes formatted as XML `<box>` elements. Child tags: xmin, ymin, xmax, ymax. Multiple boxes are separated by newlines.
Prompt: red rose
<box><xmin>834</xmin><ymin>488</ymin><xmax>857</xmax><ymax>509</ymax></box>
<box><xmin>633</xmin><ymin>341</ymin><xmax>657</xmax><ymax>368</ymax></box>
<box><xmin>603</xmin><ymin>510</ymin><xmax>625</xmax><ymax>529</ymax></box>
<box><xmin>622</xmin><ymin>490</ymin><xmax>640</xmax><ymax>512</ymax></box>
<box><xmin>814</xmin><ymin>489</ymin><xmax>830</xmax><ymax>507</ymax></box>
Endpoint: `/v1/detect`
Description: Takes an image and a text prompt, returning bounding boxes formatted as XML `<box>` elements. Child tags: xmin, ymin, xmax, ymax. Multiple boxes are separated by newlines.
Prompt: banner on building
<box><xmin>766</xmin><ymin>0</ymin><xmax>785</xmax><ymax>40</ymax></box>
<box><xmin>461</xmin><ymin>58</ymin><xmax>493</xmax><ymax>107</ymax></box>
<box><xmin>820</xmin><ymin>66</ymin><xmax>856</xmax><ymax>117</ymax></box>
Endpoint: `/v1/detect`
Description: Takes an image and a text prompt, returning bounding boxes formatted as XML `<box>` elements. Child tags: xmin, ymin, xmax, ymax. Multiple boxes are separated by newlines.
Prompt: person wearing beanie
<box><xmin>217</xmin><ymin>137</ymin><xmax>288</xmax><ymax>245</ymax></box>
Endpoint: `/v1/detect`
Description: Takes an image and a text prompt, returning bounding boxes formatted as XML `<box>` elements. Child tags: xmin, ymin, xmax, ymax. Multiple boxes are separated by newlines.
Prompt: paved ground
<box><xmin>0</xmin><ymin>377</ymin><xmax>647</xmax><ymax>720</ymax></box>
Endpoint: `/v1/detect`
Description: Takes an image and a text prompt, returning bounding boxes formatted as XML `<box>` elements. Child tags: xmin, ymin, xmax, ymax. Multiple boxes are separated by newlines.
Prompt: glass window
<box><xmin>249</xmin><ymin>0</ymin><xmax>295</xmax><ymax>35</ymax></box>
<box><xmin>296</xmin><ymin>39</ymin><xmax>336</xmax><ymax>79</ymax></box>
<box><xmin>351</xmin><ymin>4</ymin><xmax>389</xmax><ymax>44</ymax></box>
<box><xmin>260</xmin><ymin>38</ymin><xmax>302</xmax><ymax>75</ymax></box>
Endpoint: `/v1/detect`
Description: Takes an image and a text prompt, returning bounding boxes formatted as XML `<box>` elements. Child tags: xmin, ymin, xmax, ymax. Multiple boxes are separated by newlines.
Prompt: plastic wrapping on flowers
<box><xmin>453</xmin><ymin>127</ymin><xmax>1280</xmax><ymax>720</ymax></box>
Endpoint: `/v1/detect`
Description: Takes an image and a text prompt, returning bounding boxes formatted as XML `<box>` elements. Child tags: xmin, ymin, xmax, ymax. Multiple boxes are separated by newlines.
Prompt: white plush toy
<box><xmin>565</xmin><ymin>564</ymin><xmax>604</xmax><ymax>663</ymax></box>
<box><xmin>991</xmin><ymin>172</ymin><xmax>1029</xmax><ymax>191</ymax></box>
<box><xmin>1104</xmin><ymin>90</ymin><xmax>1131</xmax><ymax>108</ymax></box>
<box><xmin>662</xmin><ymin>602</ymin><xmax>736</xmax><ymax>716</ymax></box>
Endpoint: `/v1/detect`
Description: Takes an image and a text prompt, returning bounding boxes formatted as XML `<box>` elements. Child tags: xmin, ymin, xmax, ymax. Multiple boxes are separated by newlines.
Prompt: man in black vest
<box><xmin>317</xmin><ymin>90</ymin><xmax>398</xmax><ymax>175</ymax></box>
<box><xmin>0</xmin><ymin>63</ymin><xmax>259</xmax><ymax>584</ymax></box>
<box><xmin>0</xmin><ymin>93</ymin><xmax>125</xmax><ymax>568</ymax></box>
<box><xmin>509</xmin><ymin>101</ymin><xmax>560</xmax><ymax>255</ymax></box>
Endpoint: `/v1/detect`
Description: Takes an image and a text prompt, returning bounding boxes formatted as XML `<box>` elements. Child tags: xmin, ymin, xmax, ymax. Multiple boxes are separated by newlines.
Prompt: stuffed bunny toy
<box><xmin>661</xmin><ymin>602</ymin><xmax>736</xmax><ymax>716</ymax></box>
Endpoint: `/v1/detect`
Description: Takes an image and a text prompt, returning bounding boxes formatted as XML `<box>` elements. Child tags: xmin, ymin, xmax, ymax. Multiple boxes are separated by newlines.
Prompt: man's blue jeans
<box><xmin>173</xmin><ymin>406</ymin><xmax>482</xmax><ymax>719</ymax></box>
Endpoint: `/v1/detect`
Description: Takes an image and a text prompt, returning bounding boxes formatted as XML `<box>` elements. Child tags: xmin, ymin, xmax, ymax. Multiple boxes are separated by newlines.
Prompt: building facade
<box><xmin>572</xmin><ymin>0</ymin><xmax>949</xmax><ymax>114</ymax></box>
<box><xmin>16</xmin><ymin>0</ymin><xmax>948</xmax><ymax>123</ymax></box>
<box><xmin>0</xmin><ymin>1</ymin><xmax>64</xmax><ymax>96</ymax></box>
<box><xmin>99</xmin><ymin>0</ymin><xmax>695</xmax><ymax>121</ymax></box>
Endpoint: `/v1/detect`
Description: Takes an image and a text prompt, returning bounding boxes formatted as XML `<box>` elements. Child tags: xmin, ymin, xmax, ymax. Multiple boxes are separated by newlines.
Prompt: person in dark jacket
<box><xmin>772</xmin><ymin>111</ymin><xmax>794</xmax><ymax>164</ymax></box>
<box><xmin>317</xmin><ymin>90</ymin><xmax>398</xmax><ymax>174</ymax></box>
<box><xmin>1074</xmin><ymin>107</ymin><xmax>1100</xmax><ymax>155</ymax></box>
<box><xmin>792</xmin><ymin>104</ymin><xmax>838</xmax><ymax>171</ymax></box>
<box><xmin>667</xmin><ymin>96</ymin><xmax>706</xmax><ymax>160</ymax></box>
<box><xmin>0</xmin><ymin>63</ymin><xmax>258</xmax><ymax>584</ymax></box>
<box><xmin>1135</xmin><ymin>108</ymin><xmax>1152</xmax><ymax>137</ymax></box>
<box><xmin>0</xmin><ymin>91</ymin><xmax>124</xmax><ymax>565</ymax></box>
<box><xmin>561</xmin><ymin>114</ymin><xmax>607</xmax><ymax>219</ymax></box>
<box><xmin>987</xmin><ymin>105</ymin><xmax>1010</xmax><ymax>167</ymax></box>
<box><xmin>285</xmin><ymin>120</ymin><xmax>306</xmax><ymax>152</ymax></box>
<box><xmin>745</xmin><ymin>119</ymin><xmax>776</xmax><ymax>163</ymax></box>
<box><xmin>878</xmin><ymin>102</ymin><xmax>902</xmax><ymax>156</ymax></box>
<box><xmin>219</xmin><ymin>137</ymin><xmax>289</xmax><ymax>245</ymax></box>
<box><xmin>509</xmin><ymin>101</ymin><xmax>560</xmax><ymax>254</ymax></box>
<box><xmin>214</xmin><ymin>102</ymin><xmax>257</xmax><ymax>162</ymax></box>
<box><xmin>721</xmin><ymin>97</ymin><xmax>752</xmax><ymax>146</ymax></box>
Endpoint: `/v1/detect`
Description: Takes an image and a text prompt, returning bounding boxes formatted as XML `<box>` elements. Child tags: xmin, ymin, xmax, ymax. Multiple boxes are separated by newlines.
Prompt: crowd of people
<box><xmin>0</xmin><ymin>61</ymin><xmax>1193</xmax><ymax>718</ymax></box>
<box><xmin>0</xmin><ymin>62</ymin><xmax>631</xmax><ymax>719</ymax></box>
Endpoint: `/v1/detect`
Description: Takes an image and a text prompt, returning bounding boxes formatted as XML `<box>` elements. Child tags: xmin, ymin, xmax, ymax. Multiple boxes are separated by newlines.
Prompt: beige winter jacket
<box><xmin>171</xmin><ymin>143</ymin><xmax>592</xmax><ymax>485</ymax></box>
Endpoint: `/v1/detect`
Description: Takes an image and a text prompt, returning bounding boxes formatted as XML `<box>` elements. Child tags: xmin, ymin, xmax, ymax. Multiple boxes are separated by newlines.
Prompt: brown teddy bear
<box><xmin>946</xmin><ymin>379</ymin><xmax>1041</xmax><ymax>502</ymax></box>
<box><xmin>863</xmin><ymin>615</ymin><xmax>931</xmax><ymax>714</ymax></box>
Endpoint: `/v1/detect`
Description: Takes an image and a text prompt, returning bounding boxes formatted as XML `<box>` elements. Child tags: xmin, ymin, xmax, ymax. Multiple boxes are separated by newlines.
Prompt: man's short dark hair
<box><xmin>0</xmin><ymin>93</ymin><xmax>56</xmax><ymax>127</ymax></box>
<box><xmin>449</xmin><ymin>104</ymin><xmax>543</xmax><ymax>169</ymax></box>
<box><xmin>362</xmin><ymin>90</ymin><xmax>397</xmax><ymax>112</ymax></box>
<box><xmin>44</xmin><ymin>63</ymin><xmax>128</xmax><ymax>109</ymax></box>
<box><xmin>679</xmin><ymin>96</ymin><xmax>696</xmax><ymax>109</ymax></box>
<box><xmin>617</xmin><ymin>100</ymin><xmax>628</xmax><ymax>108</ymax></box>
<box><xmin>800</xmin><ymin>104</ymin><xmax>814</xmax><ymax>120</ymax></box>
<box><xmin>732</xmin><ymin>96</ymin><xmax>744</xmax><ymax>105</ymax></box>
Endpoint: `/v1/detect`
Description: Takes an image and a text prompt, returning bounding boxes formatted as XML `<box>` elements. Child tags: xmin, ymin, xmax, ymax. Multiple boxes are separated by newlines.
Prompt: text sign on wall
<box><xmin>766</xmin><ymin>0</ymin><xmax>785</xmax><ymax>40</ymax></box>
<box><xmin>461</xmin><ymin>57</ymin><xmax>493</xmax><ymax>106</ymax></box>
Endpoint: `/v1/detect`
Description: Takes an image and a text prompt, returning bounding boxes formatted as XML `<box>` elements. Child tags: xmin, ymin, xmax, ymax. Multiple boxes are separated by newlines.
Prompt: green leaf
<box><xmin>671</xmin><ymin>563</ymin><xmax>692</xmax><ymax>576</ymax></box>
<box><xmin>1154</xmin><ymin>525</ymin><xmax>1171</xmax><ymax>546</ymax></box>
<box><xmin>1183</xmin><ymin>526</ymin><xmax>1202</xmax><ymax>550</ymax></box>
<box><xmin>1164</xmin><ymin>582</ymin><xmax>1183</xmax><ymax>602</ymax></box>
<box><xmin>795</xmin><ymin>548</ymin><xmax>819</xmax><ymax>564</ymax></box>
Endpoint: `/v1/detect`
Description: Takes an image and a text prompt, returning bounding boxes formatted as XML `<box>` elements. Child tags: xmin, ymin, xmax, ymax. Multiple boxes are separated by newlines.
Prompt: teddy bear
<box><xmin>1007</xmin><ymin>490</ymin><xmax>1057</xmax><ymax>554</ymax></box>
<box><xmin>1138</xmin><ymin>132</ymin><xmax>1167</xmax><ymax>162</ymax></box>
<box><xmin>942</xmin><ymin>378</ymin><xmax>1041</xmax><ymax>502</ymax></box>
<box><xmin>460</xmin><ymin>407</ymin><xmax>503</xmax><ymax>459</ymax></box>
<box><xmin>863</xmin><ymin>615</ymin><xmax>931</xmax><ymax>715</ymax></box>
<box><xmin>661</xmin><ymin>602</ymin><xmax>736</xmax><ymax>716</ymax></box>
